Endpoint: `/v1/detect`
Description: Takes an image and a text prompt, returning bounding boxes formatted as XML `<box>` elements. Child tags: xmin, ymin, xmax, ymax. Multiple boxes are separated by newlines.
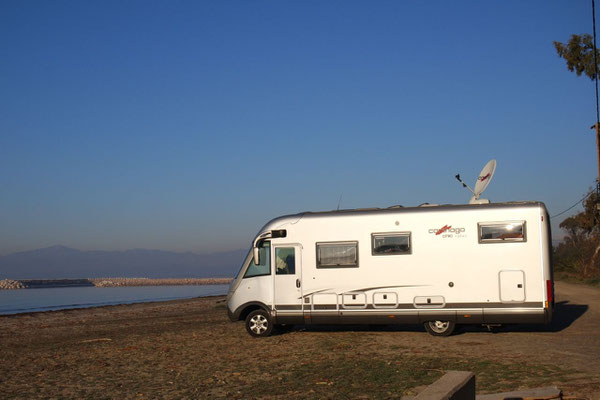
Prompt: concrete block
<box><xmin>412</xmin><ymin>371</ymin><xmax>476</xmax><ymax>400</ymax></box>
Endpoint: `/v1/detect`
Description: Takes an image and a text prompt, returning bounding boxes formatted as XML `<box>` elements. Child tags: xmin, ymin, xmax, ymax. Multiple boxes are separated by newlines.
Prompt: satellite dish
<box><xmin>473</xmin><ymin>159</ymin><xmax>496</xmax><ymax>200</ymax></box>
<box><xmin>455</xmin><ymin>159</ymin><xmax>497</xmax><ymax>204</ymax></box>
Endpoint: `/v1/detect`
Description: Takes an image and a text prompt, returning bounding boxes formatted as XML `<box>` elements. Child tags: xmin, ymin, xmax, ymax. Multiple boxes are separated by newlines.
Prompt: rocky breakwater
<box><xmin>90</xmin><ymin>277</ymin><xmax>232</xmax><ymax>287</ymax></box>
<box><xmin>0</xmin><ymin>279</ymin><xmax>26</xmax><ymax>290</ymax></box>
<box><xmin>93</xmin><ymin>280</ymin><xmax>124</xmax><ymax>287</ymax></box>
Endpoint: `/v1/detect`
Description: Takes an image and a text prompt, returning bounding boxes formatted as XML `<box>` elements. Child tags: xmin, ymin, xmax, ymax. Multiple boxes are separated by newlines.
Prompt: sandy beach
<box><xmin>1</xmin><ymin>281</ymin><xmax>599</xmax><ymax>399</ymax></box>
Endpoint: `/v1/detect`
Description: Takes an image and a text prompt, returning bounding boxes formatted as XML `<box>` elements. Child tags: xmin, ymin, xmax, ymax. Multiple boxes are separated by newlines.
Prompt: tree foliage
<box><xmin>553</xmin><ymin>33</ymin><xmax>600</xmax><ymax>282</ymax></box>
<box><xmin>554</xmin><ymin>34</ymin><xmax>600</xmax><ymax>80</ymax></box>
<box><xmin>559</xmin><ymin>192</ymin><xmax>599</xmax><ymax>238</ymax></box>
<box><xmin>555</xmin><ymin>191</ymin><xmax>600</xmax><ymax>280</ymax></box>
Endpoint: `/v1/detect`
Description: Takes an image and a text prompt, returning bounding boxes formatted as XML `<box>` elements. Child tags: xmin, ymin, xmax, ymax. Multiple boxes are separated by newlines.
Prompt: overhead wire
<box><xmin>551</xmin><ymin>3</ymin><xmax>600</xmax><ymax>221</ymax></box>
<box><xmin>551</xmin><ymin>188</ymin><xmax>596</xmax><ymax>219</ymax></box>
<box><xmin>548</xmin><ymin>3</ymin><xmax>599</xmax><ymax>222</ymax></box>
<box><xmin>549</xmin><ymin>3</ymin><xmax>599</xmax><ymax>222</ymax></box>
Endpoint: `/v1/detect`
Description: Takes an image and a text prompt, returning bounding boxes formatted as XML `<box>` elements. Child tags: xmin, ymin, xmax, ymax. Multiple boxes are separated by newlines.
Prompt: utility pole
<box><xmin>595</xmin><ymin>123</ymin><xmax>600</xmax><ymax>219</ymax></box>
<box><xmin>597</xmin><ymin>122</ymin><xmax>600</xmax><ymax>213</ymax></box>
<box><xmin>591</xmin><ymin>123</ymin><xmax>600</xmax><ymax>183</ymax></box>
<box><xmin>593</xmin><ymin>0</ymin><xmax>600</xmax><ymax>206</ymax></box>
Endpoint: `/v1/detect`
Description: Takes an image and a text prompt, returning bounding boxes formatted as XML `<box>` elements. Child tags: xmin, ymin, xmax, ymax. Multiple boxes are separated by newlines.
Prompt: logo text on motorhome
<box><xmin>428</xmin><ymin>225</ymin><xmax>466</xmax><ymax>235</ymax></box>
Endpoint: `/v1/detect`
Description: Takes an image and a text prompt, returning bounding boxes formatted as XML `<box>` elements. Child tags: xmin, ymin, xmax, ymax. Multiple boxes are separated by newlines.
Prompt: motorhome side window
<box><xmin>372</xmin><ymin>232</ymin><xmax>411</xmax><ymax>255</ymax></box>
<box><xmin>478</xmin><ymin>222</ymin><xmax>526</xmax><ymax>243</ymax></box>
<box><xmin>316</xmin><ymin>241</ymin><xmax>358</xmax><ymax>268</ymax></box>
<box><xmin>243</xmin><ymin>242</ymin><xmax>271</xmax><ymax>278</ymax></box>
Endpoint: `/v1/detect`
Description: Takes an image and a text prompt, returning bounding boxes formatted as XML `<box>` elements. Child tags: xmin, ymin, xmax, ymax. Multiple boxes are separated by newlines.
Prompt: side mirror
<box><xmin>253</xmin><ymin>247</ymin><xmax>260</xmax><ymax>265</ymax></box>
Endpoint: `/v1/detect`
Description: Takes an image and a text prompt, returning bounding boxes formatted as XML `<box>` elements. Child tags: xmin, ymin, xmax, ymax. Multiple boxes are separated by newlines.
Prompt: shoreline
<box><xmin>0</xmin><ymin>293</ymin><xmax>229</xmax><ymax>317</ymax></box>
<box><xmin>0</xmin><ymin>277</ymin><xmax>232</xmax><ymax>290</ymax></box>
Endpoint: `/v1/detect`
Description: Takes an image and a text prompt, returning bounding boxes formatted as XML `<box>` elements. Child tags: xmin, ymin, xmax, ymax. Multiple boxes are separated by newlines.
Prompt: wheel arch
<box><xmin>234</xmin><ymin>301</ymin><xmax>271</xmax><ymax>322</ymax></box>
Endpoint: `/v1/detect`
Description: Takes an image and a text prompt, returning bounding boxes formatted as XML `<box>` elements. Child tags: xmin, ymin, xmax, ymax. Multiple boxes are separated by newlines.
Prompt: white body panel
<box><xmin>227</xmin><ymin>202</ymin><xmax>553</xmax><ymax>327</ymax></box>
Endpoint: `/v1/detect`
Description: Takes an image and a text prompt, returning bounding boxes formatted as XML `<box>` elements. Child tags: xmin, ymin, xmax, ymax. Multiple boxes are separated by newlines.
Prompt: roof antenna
<box><xmin>455</xmin><ymin>173</ymin><xmax>476</xmax><ymax>196</ymax></box>
<box><xmin>455</xmin><ymin>159</ymin><xmax>497</xmax><ymax>204</ymax></box>
<box><xmin>337</xmin><ymin>194</ymin><xmax>343</xmax><ymax>211</ymax></box>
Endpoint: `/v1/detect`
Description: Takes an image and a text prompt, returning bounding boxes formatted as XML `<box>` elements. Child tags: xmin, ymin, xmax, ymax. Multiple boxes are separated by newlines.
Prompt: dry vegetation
<box><xmin>553</xmin><ymin>191</ymin><xmax>600</xmax><ymax>286</ymax></box>
<box><xmin>0</xmin><ymin>281</ymin><xmax>598</xmax><ymax>399</ymax></box>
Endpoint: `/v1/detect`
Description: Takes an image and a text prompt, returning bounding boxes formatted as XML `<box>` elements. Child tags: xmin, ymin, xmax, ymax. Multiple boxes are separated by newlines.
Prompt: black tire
<box><xmin>424</xmin><ymin>320</ymin><xmax>456</xmax><ymax>337</ymax></box>
<box><xmin>245</xmin><ymin>309</ymin><xmax>273</xmax><ymax>337</ymax></box>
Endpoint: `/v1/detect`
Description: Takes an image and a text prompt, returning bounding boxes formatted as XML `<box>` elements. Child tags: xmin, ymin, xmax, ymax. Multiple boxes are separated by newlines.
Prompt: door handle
<box><xmin>517</xmin><ymin>284</ymin><xmax>523</xmax><ymax>288</ymax></box>
<box><xmin>296</xmin><ymin>279</ymin><xmax>301</xmax><ymax>288</ymax></box>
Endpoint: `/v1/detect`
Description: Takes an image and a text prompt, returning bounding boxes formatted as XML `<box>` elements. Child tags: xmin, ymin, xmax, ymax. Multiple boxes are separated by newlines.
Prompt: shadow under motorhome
<box><xmin>226</xmin><ymin>201</ymin><xmax>554</xmax><ymax>337</ymax></box>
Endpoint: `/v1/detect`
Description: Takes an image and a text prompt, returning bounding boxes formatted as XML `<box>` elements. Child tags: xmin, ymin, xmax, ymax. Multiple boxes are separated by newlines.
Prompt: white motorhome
<box><xmin>226</xmin><ymin>201</ymin><xmax>554</xmax><ymax>337</ymax></box>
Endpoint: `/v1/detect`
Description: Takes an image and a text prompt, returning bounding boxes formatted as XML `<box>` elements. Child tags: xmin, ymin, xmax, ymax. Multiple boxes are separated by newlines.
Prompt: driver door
<box><xmin>273</xmin><ymin>244</ymin><xmax>303</xmax><ymax>324</ymax></box>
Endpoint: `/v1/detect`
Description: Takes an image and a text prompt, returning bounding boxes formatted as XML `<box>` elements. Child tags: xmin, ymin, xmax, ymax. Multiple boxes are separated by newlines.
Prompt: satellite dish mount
<box><xmin>455</xmin><ymin>159</ymin><xmax>497</xmax><ymax>204</ymax></box>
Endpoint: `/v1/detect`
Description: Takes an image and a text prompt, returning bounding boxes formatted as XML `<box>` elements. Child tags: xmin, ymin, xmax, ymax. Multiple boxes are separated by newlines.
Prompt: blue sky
<box><xmin>0</xmin><ymin>1</ymin><xmax>597</xmax><ymax>254</ymax></box>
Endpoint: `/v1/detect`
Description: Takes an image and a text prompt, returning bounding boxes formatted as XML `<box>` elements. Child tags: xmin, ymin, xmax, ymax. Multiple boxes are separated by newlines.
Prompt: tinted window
<box><xmin>372</xmin><ymin>233</ymin><xmax>411</xmax><ymax>255</ymax></box>
<box><xmin>479</xmin><ymin>222</ymin><xmax>526</xmax><ymax>243</ymax></box>
<box><xmin>275</xmin><ymin>247</ymin><xmax>295</xmax><ymax>275</ymax></box>
<box><xmin>316</xmin><ymin>241</ymin><xmax>358</xmax><ymax>268</ymax></box>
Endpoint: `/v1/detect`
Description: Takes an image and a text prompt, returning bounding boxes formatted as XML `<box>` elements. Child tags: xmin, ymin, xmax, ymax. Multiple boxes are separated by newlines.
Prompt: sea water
<box><xmin>0</xmin><ymin>284</ymin><xmax>229</xmax><ymax>315</ymax></box>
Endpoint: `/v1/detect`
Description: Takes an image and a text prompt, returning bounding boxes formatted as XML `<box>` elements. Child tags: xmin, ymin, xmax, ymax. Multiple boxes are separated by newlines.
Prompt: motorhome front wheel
<box><xmin>424</xmin><ymin>320</ymin><xmax>456</xmax><ymax>337</ymax></box>
<box><xmin>245</xmin><ymin>309</ymin><xmax>273</xmax><ymax>337</ymax></box>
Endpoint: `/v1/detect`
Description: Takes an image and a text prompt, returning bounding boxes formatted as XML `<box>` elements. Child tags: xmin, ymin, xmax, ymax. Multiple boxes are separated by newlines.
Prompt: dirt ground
<box><xmin>0</xmin><ymin>281</ymin><xmax>599</xmax><ymax>399</ymax></box>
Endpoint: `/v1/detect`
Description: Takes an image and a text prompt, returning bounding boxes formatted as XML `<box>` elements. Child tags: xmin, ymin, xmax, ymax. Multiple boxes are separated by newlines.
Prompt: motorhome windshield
<box><xmin>234</xmin><ymin>241</ymin><xmax>271</xmax><ymax>280</ymax></box>
<box><xmin>244</xmin><ymin>241</ymin><xmax>271</xmax><ymax>278</ymax></box>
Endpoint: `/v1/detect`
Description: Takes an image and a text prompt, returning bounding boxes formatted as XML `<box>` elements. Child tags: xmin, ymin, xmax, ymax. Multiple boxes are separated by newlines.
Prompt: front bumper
<box><xmin>227</xmin><ymin>306</ymin><xmax>237</xmax><ymax>322</ymax></box>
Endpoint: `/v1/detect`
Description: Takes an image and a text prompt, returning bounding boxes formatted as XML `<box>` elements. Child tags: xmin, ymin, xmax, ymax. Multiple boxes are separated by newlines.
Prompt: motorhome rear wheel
<box><xmin>424</xmin><ymin>320</ymin><xmax>456</xmax><ymax>337</ymax></box>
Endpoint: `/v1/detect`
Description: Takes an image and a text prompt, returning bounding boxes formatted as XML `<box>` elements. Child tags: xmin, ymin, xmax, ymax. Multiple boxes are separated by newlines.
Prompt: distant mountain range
<box><xmin>0</xmin><ymin>245</ymin><xmax>247</xmax><ymax>279</ymax></box>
